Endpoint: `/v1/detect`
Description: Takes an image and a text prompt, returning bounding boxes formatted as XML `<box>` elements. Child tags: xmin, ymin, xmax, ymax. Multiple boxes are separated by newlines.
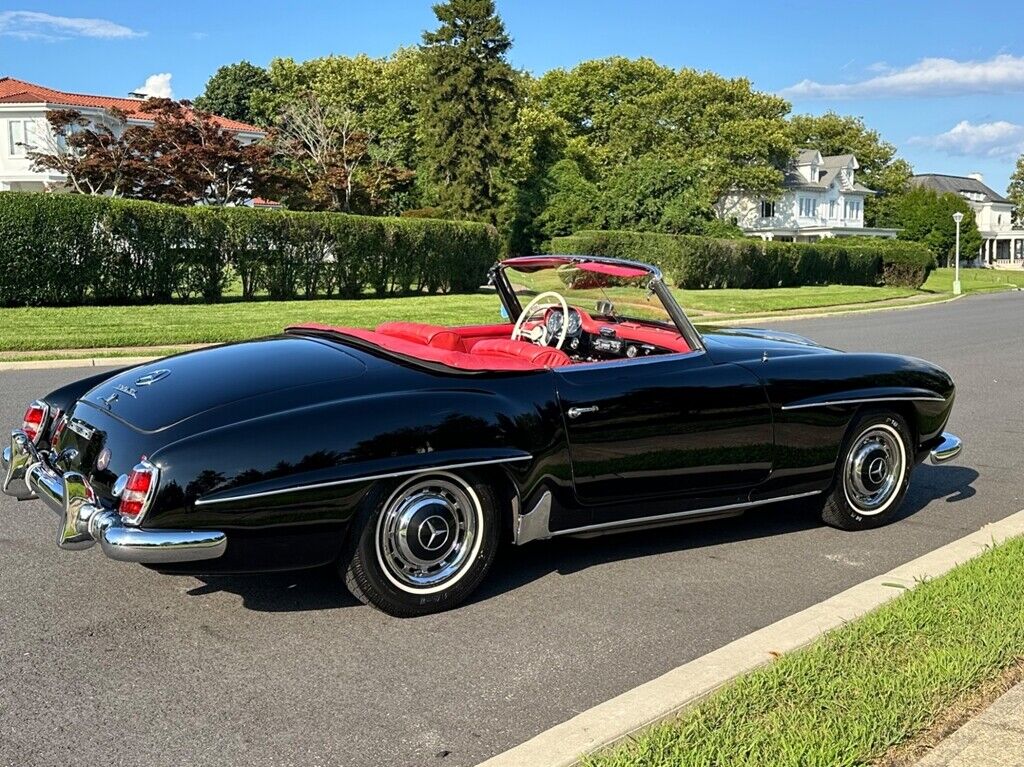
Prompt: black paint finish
<box><xmin>36</xmin><ymin>315</ymin><xmax>955</xmax><ymax>576</ymax></box>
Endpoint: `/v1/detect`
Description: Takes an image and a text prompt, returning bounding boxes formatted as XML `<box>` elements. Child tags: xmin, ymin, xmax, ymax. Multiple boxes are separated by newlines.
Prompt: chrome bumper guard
<box><xmin>2</xmin><ymin>430</ymin><xmax>226</xmax><ymax>564</ymax></box>
<box><xmin>929</xmin><ymin>432</ymin><xmax>963</xmax><ymax>465</ymax></box>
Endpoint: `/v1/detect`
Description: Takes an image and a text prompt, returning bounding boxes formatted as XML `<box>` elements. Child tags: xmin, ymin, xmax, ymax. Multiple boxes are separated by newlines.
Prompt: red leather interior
<box><xmin>376</xmin><ymin>322</ymin><xmax>466</xmax><ymax>351</ymax></box>
<box><xmin>471</xmin><ymin>338</ymin><xmax>571</xmax><ymax>368</ymax></box>
<box><xmin>288</xmin><ymin>316</ymin><xmax>688</xmax><ymax>371</ymax></box>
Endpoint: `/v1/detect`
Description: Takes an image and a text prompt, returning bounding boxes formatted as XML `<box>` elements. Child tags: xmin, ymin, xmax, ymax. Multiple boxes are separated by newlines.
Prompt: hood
<box><xmin>81</xmin><ymin>336</ymin><xmax>366</xmax><ymax>432</ymax></box>
<box><xmin>699</xmin><ymin>326</ymin><xmax>838</xmax><ymax>363</ymax></box>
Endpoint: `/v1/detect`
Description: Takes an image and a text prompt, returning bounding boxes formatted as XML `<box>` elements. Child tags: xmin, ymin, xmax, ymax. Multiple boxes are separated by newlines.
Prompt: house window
<box><xmin>845</xmin><ymin>199</ymin><xmax>861</xmax><ymax>219</ymax></box>
<box><xmin>799</xmin><ymin>197</ymin><xmax>818</xmax><ymax>217</ymax></box>
<box><xmin>7</xmin><ymin>119</ymin><xmax>41</xmax><ymax>157</ymax></box>
<box><xmin>8</xmin><ymin>120</ymin><xmax>26</xmax><ymax>157</ymax></box>
<box><xmin>998</xmin><ymin>214</ymin><xmax>1002</xmax><ymax>225</ymax></box>
<box><xmin>759</xmin><ymin>200</ymin><xmax>776</xmax><ymax>218</ymax></box>
<box><xmin>829</xmin><ymin>200</ymin><xmax>838</xmax><ymax>219</ymax></box>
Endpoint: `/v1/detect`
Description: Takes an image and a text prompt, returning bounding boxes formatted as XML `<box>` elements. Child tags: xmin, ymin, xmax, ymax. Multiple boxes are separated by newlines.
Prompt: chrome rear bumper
<box><xmin>929</xmin><ymin>432</ymin><xmax>963</xmax><ymax>465</ymax></box>
<box><xmin>2</xmin><ymin>430</ymin><xmax>225</xmax><ymax>564</ymax></box>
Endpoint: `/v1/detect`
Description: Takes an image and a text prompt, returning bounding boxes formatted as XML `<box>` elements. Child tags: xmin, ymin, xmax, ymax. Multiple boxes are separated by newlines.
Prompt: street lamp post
<box><xmin>952</xmin><ymin>211</ymin><xmax>964</xmax><ymax>296</ymax></box>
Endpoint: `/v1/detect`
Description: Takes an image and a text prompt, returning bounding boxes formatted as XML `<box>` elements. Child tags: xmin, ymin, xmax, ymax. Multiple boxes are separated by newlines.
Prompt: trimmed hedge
<box><xmin>550</xmin><ymin>230</ymin><xmax>936</xmax><ymax>289</ymax></box>
<box><xmin>0</xmin><ymin>192</ymin><xmax>499</xmax><ymax>307</ymax></box>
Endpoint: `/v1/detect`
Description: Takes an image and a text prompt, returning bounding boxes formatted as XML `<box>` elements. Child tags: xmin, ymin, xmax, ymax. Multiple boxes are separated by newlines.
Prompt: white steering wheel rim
<box><xmin>512</xmin><ymin>290</ymin><xmax>570</xmax><ymax>350</ymax></box>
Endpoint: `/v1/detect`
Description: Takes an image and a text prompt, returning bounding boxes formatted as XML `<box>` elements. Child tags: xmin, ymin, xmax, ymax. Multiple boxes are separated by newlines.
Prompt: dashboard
<box><xmin>541</xmin><ymin>307</ymin><xmax>666</xmax><ymax>361</ymax></box>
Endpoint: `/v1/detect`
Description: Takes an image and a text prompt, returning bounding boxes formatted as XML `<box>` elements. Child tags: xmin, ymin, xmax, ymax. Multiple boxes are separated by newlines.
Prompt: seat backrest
<box><xmin>471</xmin><ymin>338</ymin><xmax>571</xmax><ymax>368</ymax></box>
<box><xmin>376</xmin><ymin>322</ymin><xmax>465</xmax><ymax>351</ymax></box>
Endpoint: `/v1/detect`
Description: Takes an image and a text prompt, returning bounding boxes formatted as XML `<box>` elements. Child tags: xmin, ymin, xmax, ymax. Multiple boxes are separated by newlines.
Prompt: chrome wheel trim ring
<box><xmin>842</xmin><ymin>423</ymin><xmax>907</xmax><ymax>516</ymax></box>
<box><xmin>374</xmin><ymin>472</ymin><xmax>484</xmax><ymax>595</ymax></box>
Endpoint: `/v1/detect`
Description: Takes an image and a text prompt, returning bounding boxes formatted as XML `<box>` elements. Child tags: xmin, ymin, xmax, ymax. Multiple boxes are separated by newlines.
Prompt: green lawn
<box><xmin>0</xmin><ymin>267</ymin><xmax>1016</xmax><ymax>353</ymax></box>
<box><xmin>582</xmin><ymin>536</ymin><xmax>1024</xmax><ymax>767</ymax></box>
<box><xmin>922</xmin><ymin>267</ymin><xmax>1022</xmax><ymax>294</ymax></box>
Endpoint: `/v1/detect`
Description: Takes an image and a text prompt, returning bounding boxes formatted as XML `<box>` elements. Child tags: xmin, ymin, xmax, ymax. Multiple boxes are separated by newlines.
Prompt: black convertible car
<box><xmin>3</xmin><ymin>255</ymin><xmax>961</xmax><ymax>616</ymax></box>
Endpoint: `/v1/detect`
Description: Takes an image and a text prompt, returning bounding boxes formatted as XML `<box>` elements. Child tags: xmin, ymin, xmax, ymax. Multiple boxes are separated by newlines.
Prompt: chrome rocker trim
<box><xmin>929</xmin><ymin>432</ymin><xmax>963</xmax><ymax>465</ymax></box>
<box><xmin>2</xmin><ymin>430</ymin><xmax>226</xmax><ymax>564</ymax></box>
<box><xmin>780</xmin><ymin>395</ymin><xmax>946</xmax><ymax>411</ymax></box>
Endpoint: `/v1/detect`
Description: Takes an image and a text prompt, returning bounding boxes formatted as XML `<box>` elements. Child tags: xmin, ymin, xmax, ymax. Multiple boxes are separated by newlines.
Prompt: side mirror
<box><xmin>595</xmin><ymin>299</ymin><xmax>615</xmax><ymax>317</ymax></box>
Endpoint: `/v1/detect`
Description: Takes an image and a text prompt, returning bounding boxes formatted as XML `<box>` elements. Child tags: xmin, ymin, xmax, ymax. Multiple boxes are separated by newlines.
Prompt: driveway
<box><xmin>1</xmin><ymin>291</ymin><xmax>1021</xmax><ymax>767</ymax></box>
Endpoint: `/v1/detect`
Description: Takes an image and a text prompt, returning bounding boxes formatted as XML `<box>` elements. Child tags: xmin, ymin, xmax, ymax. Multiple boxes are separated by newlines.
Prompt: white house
<box><xmin>909</xmin><ymin>173</ymin><xmax>1023</xmax><ymax>268</ymax></box>
<box><xmin>0</xmin><ymin>76</ymin><xmax>265</xmax><ymax>193</ymax></box>
<box><xmin>720</xmin><ymin>150</ymin><xmax>899</xmax><ymax>242</ymax></box>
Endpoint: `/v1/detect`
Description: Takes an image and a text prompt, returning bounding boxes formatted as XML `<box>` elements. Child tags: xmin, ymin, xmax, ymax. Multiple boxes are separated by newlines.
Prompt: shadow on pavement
<box><xmin>186</xmin><ymin>462</ymin><xmax>978</xmax><ymax>613</ymax></box>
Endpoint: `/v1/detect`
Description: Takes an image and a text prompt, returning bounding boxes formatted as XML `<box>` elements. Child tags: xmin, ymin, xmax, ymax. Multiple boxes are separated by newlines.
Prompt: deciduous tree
<box><xmin>28</xmin><ymin>109</ymin><xmax>140</xmax><ymax>196</ymax></box>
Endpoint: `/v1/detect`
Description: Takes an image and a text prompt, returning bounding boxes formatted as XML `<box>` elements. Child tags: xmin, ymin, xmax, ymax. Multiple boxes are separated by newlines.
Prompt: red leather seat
<box><xmin>376</xmin><ymin>322</ymin><xmax>465</xmax><ymax>351</ymax></box>
<box><xmin>471</xmin><ymin>338</ymin><xmax>571</xmax><ymax>368</ymax></box>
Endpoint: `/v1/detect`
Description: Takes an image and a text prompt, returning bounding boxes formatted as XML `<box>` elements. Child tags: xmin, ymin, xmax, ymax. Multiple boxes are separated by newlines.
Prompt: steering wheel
<box><xmin>512</xmin><ymin>290</ymin><xmax>570</xmax><ymax>350</ymax></box>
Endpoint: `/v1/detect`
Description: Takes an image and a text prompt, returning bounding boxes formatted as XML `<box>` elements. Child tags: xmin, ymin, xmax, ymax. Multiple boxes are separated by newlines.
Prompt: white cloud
<box><xmin>781</xmin><ymin>54</ymin><xmax>1024</xmax><ymax>99</ymax></box>
<box><xmin>190</xmin><ymin>31</ymin><xmax>209</xmax><ymax>40</ymax></box>
<box><xmin>134</xmin><ymin>73</ymin><xmax>174</xmax><ymax>99</ymax></box>
<box><xmin>0</xmin><ymin>10</ymin><xmax>144</xmax><ymax>41</ymax></box>
<box><xmin>910</xmin><ymin>120</ymin><xmax>1024</xmax><ymax>158</ymax></box>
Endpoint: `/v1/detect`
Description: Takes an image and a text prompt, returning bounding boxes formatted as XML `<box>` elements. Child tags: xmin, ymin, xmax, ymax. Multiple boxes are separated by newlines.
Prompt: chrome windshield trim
<box><xmin>549</xmin><ymin>490</ymin><xmax>823</xmax><ymax>538</ymax></box>
<box><xmin>194</xmin><ymin>455</ymin><xmax>533</xmax><ymax>507</ymax></box>
<box><xmin>780</xmin><ymin>396</ymin><xmax>946</xmax><ymax>411</ymax></box>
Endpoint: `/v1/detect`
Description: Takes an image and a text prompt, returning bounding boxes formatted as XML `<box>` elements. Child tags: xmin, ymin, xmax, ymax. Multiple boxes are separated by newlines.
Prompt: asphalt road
<box><xmin>1</xmin><ymin>291</ymin><xmax>1022</xmax><ymax>767</ymax></box>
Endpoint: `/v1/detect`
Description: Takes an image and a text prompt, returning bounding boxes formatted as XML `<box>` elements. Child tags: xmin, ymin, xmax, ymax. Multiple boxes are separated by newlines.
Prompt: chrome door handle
<box><xmin>567</xmin><ymin>406</ymin><xmax>600</xmax><ymax>419</ymax></box>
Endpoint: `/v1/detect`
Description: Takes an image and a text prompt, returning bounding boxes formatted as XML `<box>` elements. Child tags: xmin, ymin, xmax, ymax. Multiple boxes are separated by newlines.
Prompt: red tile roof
<box><xmin>0</xmin><ymin>76</ymin><xmax>264</xmax><ymax>134</ymax></box>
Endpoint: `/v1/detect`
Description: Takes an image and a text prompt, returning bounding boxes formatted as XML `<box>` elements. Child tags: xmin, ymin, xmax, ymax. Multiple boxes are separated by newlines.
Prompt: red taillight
<box><xmin>119</xmin><ymin>460</ymin><xmax>159</xmax><ymax>523</ymax></box>
<box><xmin>22</xmin><ymin>401</ymin><xmax>49</xmax><ymax>444</ymax></box>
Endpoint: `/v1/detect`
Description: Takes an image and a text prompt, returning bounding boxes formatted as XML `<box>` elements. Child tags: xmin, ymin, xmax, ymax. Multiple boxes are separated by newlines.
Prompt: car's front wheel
<box><xmin>821</xmin><ymin>410</ymin><xmax>913</xmax><ymax>531</ymax></box>
<box><xmin>341</xmin><ymin>471</ymin><xmax>500</xmax><ymax>617</ymax></box>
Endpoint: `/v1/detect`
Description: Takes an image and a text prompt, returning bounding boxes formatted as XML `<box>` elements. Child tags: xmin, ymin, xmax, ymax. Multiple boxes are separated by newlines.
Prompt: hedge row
<box><xmin>0</xmin><ymin>192</ymin><xmax>500</xmax><ymax>307</ymax></box>
<box><xmin>550</xmin><ymin>230</ymin><xmax>936</xmax><ymax>289</ymax></box>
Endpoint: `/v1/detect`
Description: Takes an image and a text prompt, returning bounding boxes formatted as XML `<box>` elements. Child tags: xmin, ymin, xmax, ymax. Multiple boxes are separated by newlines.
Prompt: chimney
<box><xmin>968</xmin><ymin>172</ymin><xmax>984</xmax><ymax>183</ymax></box>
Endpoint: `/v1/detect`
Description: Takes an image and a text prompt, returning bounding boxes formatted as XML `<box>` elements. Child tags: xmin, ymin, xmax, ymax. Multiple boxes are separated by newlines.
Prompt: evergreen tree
<box><xmin>420</xmin><ymin>0</ymin><xmax>517</xmax><ymax>221</ymax></box>
<box><xmin>195</xmin><ymin>61</ymin><xmax>272</xmax><ymax>126</ymax></box>
<box><xmin>1008</xmin><ymin>154</ymin><xmax>1024</xmax><ymax>226</ymax></box>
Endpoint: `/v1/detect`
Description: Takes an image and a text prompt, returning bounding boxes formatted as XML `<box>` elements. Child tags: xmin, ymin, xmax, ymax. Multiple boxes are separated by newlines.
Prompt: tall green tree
<box><xmin>419</xmin><ymin>0</ymin><xmax>518</xmax><ymax>221</ymax></box>
<box><xmin>194</xmin><ymin>61</ymin><xmax>272</xmax><ymax>126</ymax></box>
<box><xmin>1008</xmin><ymin>154</ymin><xmax>1024</xmax><ymax>226</ymax></box>
<box><xmin>788</xmin><ymin>112</ymin><xmax>912</xmax><ymax>225</ymax></box>
<box><xmin>534</xmin><ymin>57</ymin><xmax>793</xmax><ymax>217</ymax></box>
<box><xmin>884</xmin><ymin>187</ymin><xmax>982</xmax><ymax>266</ymax></box>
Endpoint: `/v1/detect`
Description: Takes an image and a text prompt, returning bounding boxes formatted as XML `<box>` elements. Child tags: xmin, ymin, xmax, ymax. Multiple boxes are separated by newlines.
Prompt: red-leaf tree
<box><xmin>29</xmin><ymin>100</ymin><xmax>274</xmax><ymax>206</ymax></box>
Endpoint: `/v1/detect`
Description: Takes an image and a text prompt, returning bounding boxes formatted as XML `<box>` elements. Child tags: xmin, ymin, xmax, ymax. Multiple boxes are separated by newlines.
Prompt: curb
<box><xmin>476</xmin><ymin>508</ymin><xmax>1024</xmax><ymax>767</ymax></box>
<box><xmin>701</xmin><ymin>292</ymin><xmax>966</xmax><ymax>327</ymax></box>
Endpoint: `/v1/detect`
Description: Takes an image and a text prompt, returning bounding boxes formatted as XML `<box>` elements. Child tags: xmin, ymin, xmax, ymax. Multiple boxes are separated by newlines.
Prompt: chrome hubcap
<box><xmin>376</xmin><ymin>476</ymin><xmax>480</xmax><ymax>592</ymax></box>
<box><xmin>844</xmin><ymin>426</ymin><xmax>904</xmax><ymax>514</ymax></box>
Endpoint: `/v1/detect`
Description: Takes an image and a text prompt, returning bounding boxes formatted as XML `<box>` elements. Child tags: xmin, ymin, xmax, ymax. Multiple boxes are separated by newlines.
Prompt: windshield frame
<box><xmin>491</xmin><ymin>254</ymin><xmax>705</xmax><ymax>354</ymax></box>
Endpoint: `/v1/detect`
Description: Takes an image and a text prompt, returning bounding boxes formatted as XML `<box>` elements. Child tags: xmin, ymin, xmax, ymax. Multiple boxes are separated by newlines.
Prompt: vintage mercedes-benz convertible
<box><xmin>3</xmin><ymin>255</ymin><xmax>962</xmax><ymax>616</ymax></box>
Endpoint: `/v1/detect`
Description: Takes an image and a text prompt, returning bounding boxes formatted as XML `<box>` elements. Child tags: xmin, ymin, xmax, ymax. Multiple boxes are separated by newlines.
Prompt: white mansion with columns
<box><xmin>719</xmin><ymin>150</ymin><xmax>899</xmax><ymax>242</ymax></box>
<box><xmin>910</xmin><ymin>173</ymin><xmax>1023</xmax><ymax>268</ymax></box>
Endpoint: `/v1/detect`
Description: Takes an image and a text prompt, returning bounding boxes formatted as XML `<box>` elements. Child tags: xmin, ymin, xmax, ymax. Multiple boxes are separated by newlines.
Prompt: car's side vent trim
<box><xmin>194</xmin><ymin>455</ymin><xmax>532</xmax><ymax>507</ymax></box>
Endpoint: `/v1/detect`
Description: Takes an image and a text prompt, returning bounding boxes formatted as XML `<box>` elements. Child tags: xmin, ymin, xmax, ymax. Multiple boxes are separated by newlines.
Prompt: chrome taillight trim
<box><xmin>119</xmin><ymin>459</ymin><xmax>160</xmax><ymax>527</ymax></box>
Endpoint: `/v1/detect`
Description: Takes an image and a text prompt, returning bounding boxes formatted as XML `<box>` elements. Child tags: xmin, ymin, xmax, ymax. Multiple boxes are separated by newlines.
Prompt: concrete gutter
<box><xmin>476</xmin><ymin>508</ymin><xmax>1024</xmax><ymax>767</ymax></box>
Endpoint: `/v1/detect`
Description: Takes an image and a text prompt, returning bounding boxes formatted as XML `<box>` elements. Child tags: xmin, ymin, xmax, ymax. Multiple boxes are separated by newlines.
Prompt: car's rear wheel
<box><xmin>341</xmin><ymin>471</ymin><xmax>500</xmax><ymax>617</ymax></box>
<box><xmin>821</xmin><ymin>410</ymin><xmax>913</xmax><ymax>531</ymax></box>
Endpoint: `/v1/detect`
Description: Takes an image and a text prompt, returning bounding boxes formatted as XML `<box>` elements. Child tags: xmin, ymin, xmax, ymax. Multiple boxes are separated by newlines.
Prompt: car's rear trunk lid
<box><xmin>81</xmin><ymin>336</ymin><xmax>366</xmax><ymax>432</ymax></box>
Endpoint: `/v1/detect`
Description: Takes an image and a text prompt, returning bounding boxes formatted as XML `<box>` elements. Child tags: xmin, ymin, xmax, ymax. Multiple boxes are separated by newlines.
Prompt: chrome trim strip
<box><xmin>194</xmin><ymin>455</ymin><xmax>533</xmax><ymax>506</ymax></box>
<box><xmin>780</xmin><ymin>396</ymin><xmax>945</xmax><ymax>411</ymax></box>
<box><xmin>549</xmin><ymin>490</ymin><xmax>823</xmax><ymax>538</ymax></box>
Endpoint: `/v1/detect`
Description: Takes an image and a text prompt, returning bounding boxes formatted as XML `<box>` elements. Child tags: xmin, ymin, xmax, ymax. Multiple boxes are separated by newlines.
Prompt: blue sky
<box><xmin>2</xmin><ymin>1</ymin><xmax>1023</xmax><ymax>191</ymax></box>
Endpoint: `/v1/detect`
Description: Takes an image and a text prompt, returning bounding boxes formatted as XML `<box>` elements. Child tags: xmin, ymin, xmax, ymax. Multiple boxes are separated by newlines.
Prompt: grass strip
<box><xmin>0</xmin><ymin>268</ymin><xmax>1013</xmax><ymax>353</ymax></box>
<box><xmin>582</xmin><ymin>535</ymin><xmax>1024</xmax><ymax>767</ymax></box>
